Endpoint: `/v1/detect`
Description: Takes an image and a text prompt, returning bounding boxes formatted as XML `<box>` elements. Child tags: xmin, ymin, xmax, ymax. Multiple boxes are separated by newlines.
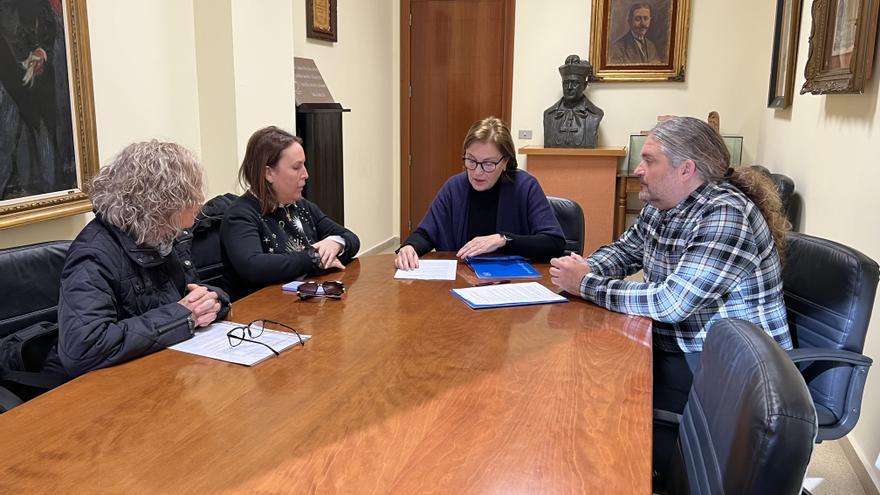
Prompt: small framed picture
<box><xmin>589</xmin><ymin>0</ymin><xmax>691</xmax><ymax>82</ymax></box>
<box><xmin>306</xmin><ymin>0</ymin><xmax>337</xmax><ymax>43</ymax></box>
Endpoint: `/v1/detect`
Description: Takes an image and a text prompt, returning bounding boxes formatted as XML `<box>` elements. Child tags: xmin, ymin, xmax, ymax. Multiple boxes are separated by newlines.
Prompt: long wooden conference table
<box><xmin>0</xmin><ymin>253</ymin><xmax>652</xmax><ymax>493</ymax></box>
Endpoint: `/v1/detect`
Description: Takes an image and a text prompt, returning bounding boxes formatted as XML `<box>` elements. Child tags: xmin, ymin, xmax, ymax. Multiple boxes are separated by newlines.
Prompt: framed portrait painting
<box><xmin>801</xmin><ymin>0</ymin><xmax>880</xmax><ymax>94</ymax></box>
<box><xmin>0</xmin><ymin>0</ymin><xmax>98</xmax><ymax>230</ymax></box>
<box><xmin>589</xmin><ymin>0</ymin><xmax>691</xmax><ymax>82</ymax></box>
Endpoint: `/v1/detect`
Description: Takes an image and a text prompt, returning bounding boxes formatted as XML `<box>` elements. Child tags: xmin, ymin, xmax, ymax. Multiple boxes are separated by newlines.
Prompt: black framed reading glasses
<box><xmin>462</xmin><ymin>156</ymin><xmax>504</xmax><ymax>173</ymax></box>
<box><xmin>297</xmin><ymin>281</ymin><xmax>345</xmax><ymax>299</ymax></box>
<box><xmin>226</xmin><ymin>319</ymin><xmax>305</xmax><ymax>356</ymax></box>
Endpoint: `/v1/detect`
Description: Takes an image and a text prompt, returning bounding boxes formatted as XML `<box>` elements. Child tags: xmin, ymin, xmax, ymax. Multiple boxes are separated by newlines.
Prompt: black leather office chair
<box><xmin>0</xmin><ymin>241</ymin><xmax>70</xmax><ymax>412</ymax></box>
<box><xmin>547</xmin><ymin>196</ymin><xmax>584</xmax><ymax>255</ymax></box>
<box><xmin>656</xmin><ymin>319</ymin><xmax>817</xmax><ymax>495</ymax></box>
<box><xmin>783</xmin><ymin>232</ymin><xmax>878</xmax><ymax>442</ymax></box>
<box><xmin>190</xmin><ymin>193</ymin><xmax>238</xmax><ymax>288</ymax></box>
<box><xmin>0</xmin><ymin>241</ymin><xmax>70</xmax><ymax>339</ymax></box>
<box><xmin>750</xmin><ymin>165</ymin><xmax>801</xmax><ymax>230</ymax></box>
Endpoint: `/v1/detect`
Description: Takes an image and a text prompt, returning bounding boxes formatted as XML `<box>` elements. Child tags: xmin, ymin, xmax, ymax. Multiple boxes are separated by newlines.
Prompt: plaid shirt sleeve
<box><xmin>580</xmin><ymin>205</ymin><xmax>762</xmax><ymax>323</ymax></box>
<box><xmin>586</xmin><ymin>218</ymin><xmax>646</xmax><ymax>278</ymax></box>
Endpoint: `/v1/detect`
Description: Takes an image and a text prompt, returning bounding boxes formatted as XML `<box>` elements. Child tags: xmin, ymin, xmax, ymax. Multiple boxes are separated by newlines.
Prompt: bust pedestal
<box><xmin>519</xmin><ymin>146</ymin><xmax>625</xmax><ymax>255</ymax></box>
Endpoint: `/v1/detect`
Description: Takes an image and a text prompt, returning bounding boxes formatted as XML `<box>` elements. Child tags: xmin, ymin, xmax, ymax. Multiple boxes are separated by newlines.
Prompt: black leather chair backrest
<box><xmin>668</xmin><ymin>319</ymin><xmax>816</xmax><ymax>495</ymax></box>
<box><xmin>547</xmin><ymin>196</ymin><xmax>584</xmax><ymax>255</ymax></box>
<box><xmin>783</xmin><ymin>232</ymin><xmax>878</xmax><ymax>440</ymax></box>
<box><xmin>0</xmin><ymin>241</ymin><xmax>71</xmax><ymax>338</ymax></box>
<box><xmin>749</xmin><ymin>165</ymin><xmax>800</xmax><ymax>229</ymax></box>
<box><xmin>191</xmin><ymin>193</ymin><xmax>238</xmax><ymax>288</ymax></box>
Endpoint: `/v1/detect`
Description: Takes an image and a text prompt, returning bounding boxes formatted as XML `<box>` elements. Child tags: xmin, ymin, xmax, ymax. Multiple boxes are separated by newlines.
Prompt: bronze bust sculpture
<box><xmin>543</xmin><ymin>55</ymin><xmax>604</xmax><ymax>148</ymax></box>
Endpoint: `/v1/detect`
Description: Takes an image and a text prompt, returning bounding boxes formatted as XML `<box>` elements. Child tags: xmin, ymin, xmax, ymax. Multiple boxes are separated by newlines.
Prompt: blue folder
<box><xmin>465</xmin><ymin>255</ymin><xmax>541</xmax><ymax>279</ymax></box>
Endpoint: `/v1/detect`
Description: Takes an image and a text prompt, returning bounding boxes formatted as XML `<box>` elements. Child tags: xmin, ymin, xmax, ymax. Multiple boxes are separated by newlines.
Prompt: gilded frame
<box><xmin>768</xmin><ymin>0</ymin><xmax>803</xmax><ymax>107</ymax></box>
<box><xmin>589</xmin><ymin>0</ymin><xmax>691</xmax><ymax>82</ymax></box>
<box><xmin>0</xmin><ymin>0</ymin><xmax>98</xmax><ymax>230</ymax></box>
<box><xmin>801</xmin><ymin>0</ymin><xmax>880</xmax><ymax>94</ymax></box>
<box><xmin>306</xmin><ymin>0</ymin><xmax>337</xmax><ymax>43</ymax></box>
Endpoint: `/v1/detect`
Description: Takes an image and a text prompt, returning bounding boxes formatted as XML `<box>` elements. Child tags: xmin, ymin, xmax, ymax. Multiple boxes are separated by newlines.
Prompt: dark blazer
<box><xmin>406</xmin><ymin>170</ymin><xmax>564</xmax><ymax>254</ymax></box>
<box><xmin>54</xmin><ymin>217</ymin><xmax>231</xmax><ymax>378</ymax></box>
<box><xmin>220</xmin><ymin>193</ymin><xmax>360</xmax><ymax>300</ymax></box>
<box><xmin>610</xmin><ymin>31</ymin><xmax>659</xmax><ymax>64</ymax></box>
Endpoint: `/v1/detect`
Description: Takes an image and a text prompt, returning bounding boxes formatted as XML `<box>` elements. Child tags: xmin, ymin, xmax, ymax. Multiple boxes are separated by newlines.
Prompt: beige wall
<box><xmin>1</xmin><ymin>0</ymin><xmax>203</xmax><ymax>249</ymax></box>
<box><xmin>293</xmin><ymin>0</ymin><xmax>397</xmax><ymax>252</ymax></box>
<box><xmin>232</xmin><ymin>0</ymin><xmax>297</xmax><ymax>165</ymax></box>
<box><xmin>193</xmin><ymin>0</ymin><xmax>298</xmax><ymax>197</ymax></box>
<box><xmin>193</xmin><ymin>0</ymin><xmax>240</xmax><ymax>197</ymax></box>
<box><xmin>756</xmin><ymin>5</ymin><xmax>880</xmax><ymax>486</ymax></box>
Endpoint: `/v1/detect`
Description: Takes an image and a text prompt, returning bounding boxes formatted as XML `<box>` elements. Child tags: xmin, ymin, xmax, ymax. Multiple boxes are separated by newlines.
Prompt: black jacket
<box><xmin>53</xmin><ymin>217</ymin><xmax>230</xmax><ymax>378</ymax></box>
<box><xmin>220</xmin><ymin>193</ymin><xmax>360</xmax><ymax>300</ymax></box>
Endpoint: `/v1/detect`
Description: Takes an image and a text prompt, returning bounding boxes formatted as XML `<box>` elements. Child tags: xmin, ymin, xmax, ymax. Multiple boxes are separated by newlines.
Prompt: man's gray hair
<box><xmin>649</xmin><ymin>116</ymin><xmax>730</xmax><ymax>181</ymax></box>
<box><xmin>650</xmin><ymin>116</ymin><xmax>792</xmax><ymax>263</ymax></box>
<box><xmin>90</xmin><ymin>140</ymin><xmax>204</xmax><ymax>249</ymax></box>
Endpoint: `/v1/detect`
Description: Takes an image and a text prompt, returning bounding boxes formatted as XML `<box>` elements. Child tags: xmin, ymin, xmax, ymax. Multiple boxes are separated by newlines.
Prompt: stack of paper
<box><xmin>452</xmin><ymin>282</ymin><xmax>568</xmax><ymax>309</ymax></box>
<box><xmin>170</xmin><ymin>321</ymin><xmax>311</xmax><ymax>366</ymax></box>
<box><xmin>394</xmin><ymin>259</ymin><xmax>458</xmax><ymax>280</ymax></box>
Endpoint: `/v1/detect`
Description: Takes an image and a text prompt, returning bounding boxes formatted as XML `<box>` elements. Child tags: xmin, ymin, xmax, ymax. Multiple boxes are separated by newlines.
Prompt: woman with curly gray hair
<box><xmin>49</xmin><ymin>140</ymin><xmax>230</xmax><ymax>378</ymax></box>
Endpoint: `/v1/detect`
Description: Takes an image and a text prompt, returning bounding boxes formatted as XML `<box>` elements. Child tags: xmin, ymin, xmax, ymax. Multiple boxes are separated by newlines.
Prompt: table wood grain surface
<box><xmin>0</xmin><ymin>253</ymin><xmax>652</xmax><ymax>494</ymax></box>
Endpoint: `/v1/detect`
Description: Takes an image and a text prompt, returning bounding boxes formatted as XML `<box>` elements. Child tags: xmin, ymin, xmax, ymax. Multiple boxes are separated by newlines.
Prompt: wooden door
<box><xmin>401</xmin><ymin>0</ymin><xmax>514</xmax><ymax>238</ymax></box>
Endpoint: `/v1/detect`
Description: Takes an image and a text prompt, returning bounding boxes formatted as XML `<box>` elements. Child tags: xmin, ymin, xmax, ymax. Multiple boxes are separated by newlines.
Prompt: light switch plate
<box><xmin>518</xmin><ymin>130</ymin><xmax>533</xmax><ymax>139</ymax></box>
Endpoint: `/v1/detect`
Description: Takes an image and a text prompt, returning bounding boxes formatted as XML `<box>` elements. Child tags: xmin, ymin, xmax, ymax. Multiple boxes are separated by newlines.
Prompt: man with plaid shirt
<box><xmin>550</xmin><ymin>117</ymin><xmax>792</xmax><ymax>415</ymax></box>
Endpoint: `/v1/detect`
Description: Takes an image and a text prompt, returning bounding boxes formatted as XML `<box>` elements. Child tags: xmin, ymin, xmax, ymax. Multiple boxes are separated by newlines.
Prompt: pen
<box><xmin>474</xmin><ymin>280</ymin><xmax>511</xmax><ymax>287</ymax></box>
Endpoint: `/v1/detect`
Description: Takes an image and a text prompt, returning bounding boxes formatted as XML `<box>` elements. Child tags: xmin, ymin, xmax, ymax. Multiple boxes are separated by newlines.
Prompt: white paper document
<box><xmin>451</xmin><ymin>282</ymin><xmax>568</xmax><ymax>309</ymax></box>
<box><xmin>170</xmin><ymin>321</ymin><xmax>311</xmax><ymax>366</ymax></box>
<box><xmin>394</xmin><ymin>259</ymin><xmax>458</xmax><ymax>280</ymax></box>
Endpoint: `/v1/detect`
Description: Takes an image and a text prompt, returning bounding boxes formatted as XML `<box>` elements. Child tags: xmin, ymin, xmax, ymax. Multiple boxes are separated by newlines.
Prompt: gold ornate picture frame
<box><xmin>801</xmin><ymin>0</ymin><xmax>880</xmax><ymax>94</ymax></box>
<box><xmin>306</xmin><ymin>0</ymin><xmax>337</xmax><ymax>43</ymax></box>
<box><xmin>0</xmin><ymin>0</ymin><xmax>98</xmax><ymax>230</ymax></box>
<box><xmin>589</xmin><ymin>0</ymin><xmax>691</xmax><ymax>82</ymax></box>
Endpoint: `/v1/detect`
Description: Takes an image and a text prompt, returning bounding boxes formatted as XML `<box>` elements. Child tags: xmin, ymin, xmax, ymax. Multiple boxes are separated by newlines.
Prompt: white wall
<box><xmin>510</xmin><ymin>0</ymin><xmax>772</xmax><ymax>169</ymax></box>
<box><xmin>756</xmin><ymin>5</ymin><xmax>880</xmax><ymax>486</ymax></box>
<box><xmin>293</xmin><ymin>0</ymin><xmax>397</xmax><ymax>252</ymax></box>
<box><xmin>1</xmin><ymin>0</ymin><xmax>203</xmax><ymax>249</ymax></box>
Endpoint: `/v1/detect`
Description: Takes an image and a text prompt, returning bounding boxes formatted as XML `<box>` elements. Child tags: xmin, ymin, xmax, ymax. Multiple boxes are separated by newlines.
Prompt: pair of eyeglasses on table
<box><xmin>226</xmin><ymin>319</ymin><xmax>305</xmax><ymax>357</ymax></box>
<box><xmin>296</xmin><ymin>280</ymin><xmax>345</xmax><ymax>299</ymax></box>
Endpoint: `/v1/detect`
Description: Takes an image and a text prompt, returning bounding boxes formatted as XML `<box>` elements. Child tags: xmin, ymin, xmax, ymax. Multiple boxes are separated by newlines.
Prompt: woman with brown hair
<box><xmin>221</xmin><ymin>126</ymin><xmax>359</xmax><ymax>300</ymax></box>
<box><xmin>395</xmin><ymin>116</ymin><xmax>564</xmax><ymax>270</ymax></box>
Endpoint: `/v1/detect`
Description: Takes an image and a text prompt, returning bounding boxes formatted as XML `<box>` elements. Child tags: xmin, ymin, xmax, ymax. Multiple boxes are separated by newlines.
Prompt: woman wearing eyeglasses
<box><xmin>221</xmin><ymin>126</ymin><xmax>360</xmax><ymax>301</ymax></box>
<box><xmin>395</xmin><ymin>116</ymin><xmax>564</xmax><ymax>270</ymax></box>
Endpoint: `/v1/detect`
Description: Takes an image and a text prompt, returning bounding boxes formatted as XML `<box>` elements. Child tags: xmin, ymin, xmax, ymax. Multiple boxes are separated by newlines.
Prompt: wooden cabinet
<box><xmin>519</xmin><ymin>146</ymin><xmax>625</xmax><ymax>255</ymax></box>
<box><xmin>615</xmin><ymin>174</ymin><xmax>642</xmax><ymax>239</ymax></box>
